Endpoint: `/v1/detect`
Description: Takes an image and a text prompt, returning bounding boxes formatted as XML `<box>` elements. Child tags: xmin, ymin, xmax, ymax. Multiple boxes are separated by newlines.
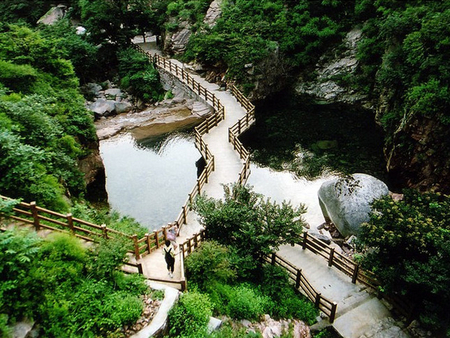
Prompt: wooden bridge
<box><xmin>0</xmin><ymin>41</ymin><xmax>413</xmax><ymax>337</ymax></box>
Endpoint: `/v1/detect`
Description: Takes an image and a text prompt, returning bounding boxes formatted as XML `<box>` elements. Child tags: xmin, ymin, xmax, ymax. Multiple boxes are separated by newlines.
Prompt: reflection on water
<box><xmin>100</xmin><ymin>131</ymin><xmax>198</xmax><ymax>230</ymax></box>
<box><xmin>247</xmin><ymin>163</ymin><xmax>337</xmax><ymax>231</ymax></box>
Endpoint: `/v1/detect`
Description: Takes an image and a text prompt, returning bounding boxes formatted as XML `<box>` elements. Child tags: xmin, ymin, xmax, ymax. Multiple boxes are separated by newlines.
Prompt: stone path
<box><xmin>134</xmin><ymin>41</ymin><xmax>410</xmax><ymax>338</ymax></box>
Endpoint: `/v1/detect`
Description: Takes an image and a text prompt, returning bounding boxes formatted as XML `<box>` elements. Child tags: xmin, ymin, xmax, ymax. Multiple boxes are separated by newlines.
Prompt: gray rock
<box><xmin>207</xmin><ymin>317</ymin><xmax>222</xmax><ymax>334</ymax></box>
<box><xmin>295</xmin><ymin>28</ymin><xmax>368</xmax><ymax>105</ymax></box>
<box><xmin>318</xmin><ymin>173</ymin><xmax>389</xmax><ymax>237</ymax></box>
<box><xmin>114</xmin><ymin>101</ymin><xmax>133</xmax><ymax>114</ymax></box>
<box><xmin>82</xmin><ymin>83</ymin><xmax>103</xmax><ymax>98</ymax></box>
<box><xmin>104</xmin><ymin>88</ymin><xmax>123</xmax><ymax>99</ymax></box>
<box><xmin>192</xmin><ymin>102</ymin><xmax>212</xmax><ymax>117</ymax></box>
<box><xmin>37</xmin><ymin>6</ymin><xmax>66</xmax><ymax>25</ymax></box>
<box><xmin>89</xmin><ymin>99</ymin><xmax>117</xmax><ymax>119</ymax></box>
<box><xmin>13</xmin><ymin>319</ymin><xmax>34</xmax><ymax>338</ymax></box>
<box><xmin>75</xmin><ymin>26</ymin><xmax>86</xmax><ymax>35</ymax></box>
<box><xmin>171</xmin><ymin>27</ymin><xmax>191</xmax><ymax>54</ymax></box>
<box><xmin>310</xmin><ymin>232</ymin><xmax>332</xmax><ymax>245</ymax></box>
<box><xmin>204</xmin><ymin>0</ymin><xmax>223</xmax><ymax>28</ymax></box>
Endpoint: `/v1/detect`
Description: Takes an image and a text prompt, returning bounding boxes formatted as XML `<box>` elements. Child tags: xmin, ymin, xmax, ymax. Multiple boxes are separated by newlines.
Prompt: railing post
<box><xmin>67</xmin><ymin>213</ymin><xmax>74</xmax><ymax>234</ymax></box>
<box><xmin>329</xmin><ymin>302</ymin><xmax>337</xmax><ymax>323</ymax></box>
<box><xmin>30</xmin><ymin>201</ymin><xmax>40</xmax><ymax>231</ymax></box>
<box><xmin>132</xmin><ymin>234</ymin><xmax>140</xmax><ymax>259</ymax></box>
<box><xmin>194</xmin><ymin>233</ymin><xmax>198</xmax><ymax>249</ymax></box>
<box><xmin>154</xmin><ymin>229</ymin><xmax>160</xmax><ymax>248</ymax></box>
<box><xmin>296</xmin><ymin>269</ymin><xmax>302</xmax><ymax>289</ymax></box>
<box><xmin>183</xmin><ymin>205</ymin><xmax>188</xmax><ymax>223</ymax></box>
<box><xmin>162</xmin><ymin>225</ymin><xmax>168</xmax><ymax>241</ymax></box>
<box><xmin>352</xmin><ymin>263</ymin><xmax>360</xmax><ymax>284</ymax></box>
<box><xmin>302</xmin><ymin>231</ymin><xmax>308</xmax><ymax>250</ymax></box>
<box><xmin>328</xmin><ymin>247</ymin><xmax>335</xmax><ymax>267</ymax></box>
<box><xmin>145</xmin><ymin>233</ymin><xmax>151</xmax><ymax>253</ymax></box>
<box><xmin>180</xmin><ymin>243</ymin><xmax>185</xmax><ymax>260</ymax></box>
<box><xmin>315</xmin><ymin>293</ymin><xmax>321</xmax><ymax>307</ymax></box>
<box><xmin>181</xmin><ymin>278</ymin><xmax>187</xmax><ymax>291</ymax></box>
<box><xmin>188</xmin><ymin>238</ymin><xmax>192</xmax><ymax>253</ymax></box>
<box><xmin>101</xmin><ymin>224</ymin><xmax>108</xmax><ymax>239</ymax></box>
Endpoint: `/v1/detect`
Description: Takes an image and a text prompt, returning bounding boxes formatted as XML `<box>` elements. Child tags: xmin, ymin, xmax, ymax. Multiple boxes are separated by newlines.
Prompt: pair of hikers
<box><xmin>162</xmin><ymin>226</ymin><xmax>178</xmax><ymax>278</ymax></box>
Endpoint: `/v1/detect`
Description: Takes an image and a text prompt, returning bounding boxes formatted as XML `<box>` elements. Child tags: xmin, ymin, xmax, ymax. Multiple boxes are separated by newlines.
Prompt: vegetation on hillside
<box><xmin>358</xmin><ymin>190</ymin><xmax>450</xmax><ymax>335</ymax></box>
<box><xmin>0</xmin><ymin>228</ymin><xmax>148</xmax><ymax>337</ymax></box>
<box><xmin>0</xmin><ymin>24</ymin><xmax>96</xmax><ymax>210</ymax></box>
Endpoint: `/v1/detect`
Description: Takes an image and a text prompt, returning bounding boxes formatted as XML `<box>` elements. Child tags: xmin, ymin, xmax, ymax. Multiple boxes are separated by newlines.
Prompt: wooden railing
<box><xmin>264</xmin><ymin>252</ymin><xmax>337</xmax><ymax>323</ymax></box>
<box><xmin>0</xmin><ymin>195</ymin><xmax>144</xmax><ymax>273</ymax></box>
<box><xmin>299</xmin><ymin>231</ymin><xmax>415</xmax><ymax>319</ymax></box>
<box><xmin>228</xmin><ymin>85</ymin><xmax>256</xmax><ymax>185</ymax></box>
<box><xmin>132</xmin><ymin>44</ymin><xmax>225</xmax><ymax>235</ymax></box>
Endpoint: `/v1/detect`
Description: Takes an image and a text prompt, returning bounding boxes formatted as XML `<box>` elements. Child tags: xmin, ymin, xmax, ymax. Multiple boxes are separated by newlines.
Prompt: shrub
<box><xmin>226</xmin><ymin>284</ymin><xmax>268</xmax><ymax>321</ymax></box>
<box><xmin>186</xmin><ymin>240</ymin><xmax>236</xmax><ymax>291</ymax></box>
<box><xmin>117</xmin><ymin>47</ymin><xmax>164</xmax><ymax>103</ymax></box>
<box><xmin>168</xmin><ymin>291</ymin><xmax>212</xmax><ymax>337</ymax></box>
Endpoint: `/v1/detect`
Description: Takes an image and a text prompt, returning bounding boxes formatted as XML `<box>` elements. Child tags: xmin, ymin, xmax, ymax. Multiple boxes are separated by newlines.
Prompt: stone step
<box><xmin>332</xmin><ymin>297</ymin><xmax>393</xmax><ymax>338</ymax></box>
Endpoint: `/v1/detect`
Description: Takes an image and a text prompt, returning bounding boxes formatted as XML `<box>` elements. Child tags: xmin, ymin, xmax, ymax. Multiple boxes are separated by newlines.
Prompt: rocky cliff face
<box><xmin>293</xmin><ymin>27</ymin><xmax>450</xmax><ymax>193</ymax></box>
<box><xmin>295</xmin><ymin>28</ymin><xmax>369</xmax><ymax>107</ymax></box>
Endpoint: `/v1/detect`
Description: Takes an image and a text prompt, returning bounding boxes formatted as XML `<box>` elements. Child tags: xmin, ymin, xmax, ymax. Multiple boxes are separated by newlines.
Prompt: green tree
<box><xmin>359</xmin><ymin>190</ymin><xmax>450</xmax><ymax>332</ymax></box>
<box><xmin>194</xmin><ymin>184</ymin><xmax>306</xmax><ymax>267</ymax></box>
<box><xmin>117</xmin><ymin>47</ymin><xmax>164</xmax><ymax>102</ymax></box>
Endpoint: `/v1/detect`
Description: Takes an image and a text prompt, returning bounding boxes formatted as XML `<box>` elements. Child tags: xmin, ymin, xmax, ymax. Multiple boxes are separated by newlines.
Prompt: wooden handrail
<box><xmin>263</xmin><ymin>252</ymin><xmax>338</xmax><ymax>323</ymax></box>
<box><xmin>299</xmin><ymin>231</ymin><xmax>414</xmax><ymax>318</ymax></box>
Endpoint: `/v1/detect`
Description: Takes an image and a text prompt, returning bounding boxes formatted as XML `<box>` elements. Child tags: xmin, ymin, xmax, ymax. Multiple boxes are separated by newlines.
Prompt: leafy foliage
<box><xmin>194</xmin><ymin>184</ymin><xmax>306</xmax><ymax>270</ymax></box>
<box><xmin>117</xmin><ymin>47</ymin><xmax>164</xmax><ymax>102</ymax></box>
<box><xmin>0</xmin><ymin>24</ymin><xmax>97</xmax><ymax>210</ymax></box>
<box><xmin>359</xmin><ymin>190</ymin><xmax>450</xmax><ymax>332</ymax></box>
<box><xmin>182</xmin><ymin>0</ymin><xmax>351</xmax><ymax>85</ymax></box>
<box><xmin>185</xmin><ymin>240</ymin><xmax>236</xmax><ymax>291</ymax></box>
<box><xmin>0</xmin><ymin>229</ymin><xmax>147</xmax><ymax>337</ymax></box>
<box><xmin>168</xmin><ymin>291</ymin><xmax>213</xmax><ymax>337</ymax></box>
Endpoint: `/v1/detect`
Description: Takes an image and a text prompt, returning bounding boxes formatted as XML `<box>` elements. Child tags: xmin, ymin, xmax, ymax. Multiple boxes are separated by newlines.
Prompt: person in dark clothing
<box><xmin>163</xmin><ymin>240</ymin><xmax>175</xmax><ymax>278</ymax></box>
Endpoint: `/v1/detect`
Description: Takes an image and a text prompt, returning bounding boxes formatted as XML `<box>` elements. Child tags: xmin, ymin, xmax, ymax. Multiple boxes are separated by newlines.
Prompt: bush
<box><xmin>117</xmin><ymin>48</ymin><xmax>164</xmax><ymax>103</ymax></box>
<box><xmin>226</xmin><ymin>284</ymin><xmax>268</xmax><ymax>321</ymax></box>
<box><xmin>0</xmin><ymin>229</ymin><xmax>148</xmax><ymax>336</ymax></box>
<box><xmin>186</xmin><ymin>240</ymin><xmax>236</xmax><ymax>291</ymax></box>
<box><xmin>168</xmin><ymin>291</ymin><xmax>212</xmax><ymax>337</ymax></box>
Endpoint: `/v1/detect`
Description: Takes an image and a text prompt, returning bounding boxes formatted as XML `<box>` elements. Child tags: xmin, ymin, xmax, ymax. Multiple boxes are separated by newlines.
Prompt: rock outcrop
<box><xmin>84</xmin><ymin>82</ymin><xmax>134</xmax><ymax>120</ymax></box>
<box><xmin>204</xmin><ymin>0</ymin><xmax>223</xmax><ymax>28</ymax></box>
<box><xmin>318</xmin><ymin>173</ymin><xmax>389</xmax><ymax>237</ymax></box>
<box><xmin>37</xmin><ymin>5</ymin><xmax>66</xmax><ymax>25</ymax></box>
<box><xmin>295</xmin><ymin>28</ymin><xmax>368</xmax><ymax>106</ymax></box>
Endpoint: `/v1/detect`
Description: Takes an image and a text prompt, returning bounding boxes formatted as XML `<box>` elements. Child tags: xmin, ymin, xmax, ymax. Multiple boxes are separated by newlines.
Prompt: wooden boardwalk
<box><xmin>133</xmin><ymin>41</ymin><xmax>411</xmax><ymax>337</ymax></box>
<box><xmin>136</xmin><ymin>43</ymin><xmax>248</xmax><ymax>288</ymax></box>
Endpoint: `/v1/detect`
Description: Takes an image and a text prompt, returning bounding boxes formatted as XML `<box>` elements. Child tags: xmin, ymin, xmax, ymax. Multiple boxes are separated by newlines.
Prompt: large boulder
<box><xmin>318</xmin><ymin>173</ymin><xmax>389</xmax><ymax>237</ymax></box>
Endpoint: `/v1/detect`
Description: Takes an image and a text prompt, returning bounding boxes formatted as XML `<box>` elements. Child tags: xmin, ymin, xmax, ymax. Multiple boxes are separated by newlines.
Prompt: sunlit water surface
<box><xmin>247</xmin><ymin>164</ymin><xmax>336</xmax><ymax>231</ymax></box>
<box><xmin>100</xmin><ymin>132</ymin><xmax>199</xmax><ymax>230</ymax></box>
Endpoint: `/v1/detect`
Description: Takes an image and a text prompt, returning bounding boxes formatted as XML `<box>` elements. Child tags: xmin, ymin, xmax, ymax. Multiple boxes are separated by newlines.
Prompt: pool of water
<box><xmin>247</xmin><ymin>163</ymin><xmax>336</xmax><ymax>230</ymax></box>
<box><xmin>99</xmin><ymin>131</ymin><xmax>199</xmax><ymax>230</ymax></box>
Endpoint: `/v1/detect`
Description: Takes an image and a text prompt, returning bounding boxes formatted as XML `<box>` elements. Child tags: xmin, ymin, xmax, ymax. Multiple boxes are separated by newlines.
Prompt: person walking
<box><xmin>162</xmin><ymin>240</ymin><xmax>176</xmax><ymax>278</ymax></box>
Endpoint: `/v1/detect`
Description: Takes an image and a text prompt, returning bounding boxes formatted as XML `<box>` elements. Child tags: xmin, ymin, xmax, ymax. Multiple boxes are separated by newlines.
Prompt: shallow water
<box><xmin>99</xmin><ymin>131</ymin><xmax>199</xmax><ymax>230</ymax></box>
<box><xmin>247</xmin><ymin>163</ymin><xmax>336</xmax><ymax>231</ymax></box>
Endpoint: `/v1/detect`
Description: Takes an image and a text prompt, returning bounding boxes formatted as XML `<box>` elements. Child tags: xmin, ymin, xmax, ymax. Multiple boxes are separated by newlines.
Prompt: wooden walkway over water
<box><xmin>133</xmin><ymin>42</ymin><xmax>253</xmax><ymax>289</ymax></box>
<box><xmin>0</xmin><ymin>38</ymin><xmax>411</xmax><ymax>337</ymax></box>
